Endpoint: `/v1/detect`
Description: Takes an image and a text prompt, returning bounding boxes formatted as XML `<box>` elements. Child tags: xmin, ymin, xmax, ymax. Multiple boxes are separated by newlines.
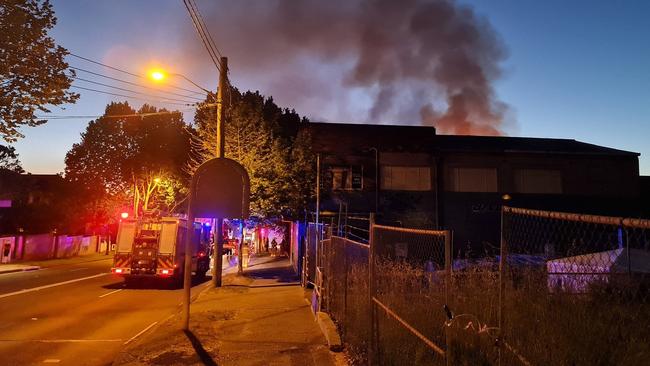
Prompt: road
<box><xmin>0</xmin><ymin>256</ymin><xmax>211</xmax><ymax>366</ymax></box>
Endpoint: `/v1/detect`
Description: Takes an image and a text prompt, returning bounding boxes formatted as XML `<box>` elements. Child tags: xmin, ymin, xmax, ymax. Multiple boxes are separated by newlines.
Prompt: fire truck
<box><xmin>111</xmin><ymin>216</ymin><xmax>210</xmax><ymax>284</ymax></box>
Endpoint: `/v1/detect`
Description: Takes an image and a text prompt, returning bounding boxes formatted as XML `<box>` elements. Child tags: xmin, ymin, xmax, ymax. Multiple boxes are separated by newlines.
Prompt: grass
<box><xmin>326</xmin><ymin>252</ymin><xmax>649</xmax><ymax>365</ymax></box>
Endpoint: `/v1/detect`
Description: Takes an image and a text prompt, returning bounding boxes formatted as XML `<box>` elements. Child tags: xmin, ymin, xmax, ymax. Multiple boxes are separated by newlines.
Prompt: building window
<box><xmin>381</xmin><ymin>166</ymin><xmax>431</xmax><ymax>191</ymax></box>
<box><xmin>449</xmin><ymin>167</ymin><xmax>497</xmax><ymax>192</ymax></box>
<box><xmin>330</xmin><ymin>166</ymin><xmax>363</xmax><ymax>190</ymax></box>
<box><xmin>331</xmin><ymin>167</ymin><xmax>349</xmax><ymax>190</ymax></box>
<box><xmin>515</xmin><ymin>169</ymin><xmax>562</xmax><ymax>194</ymax></box>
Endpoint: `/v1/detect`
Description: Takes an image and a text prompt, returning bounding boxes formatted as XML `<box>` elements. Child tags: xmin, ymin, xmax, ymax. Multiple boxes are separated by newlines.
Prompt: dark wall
<box><xmin>439</xmin><ymin>153</ymin><xmax>641</xmax><ymax>257</ymax></box>
<box><xmin>318</xmin><ymin>152</ymin><xmax>438</xmax><ymax>228</ymax></box>
<box><xmin>641</xmin><ymin>176</ymin><xmax>650</xmax><ymax>218</ymax></box>
<box><xmin>441</xmin><ymin>152</ymin><xmax>639</xmax><ymax>198</ymax></box>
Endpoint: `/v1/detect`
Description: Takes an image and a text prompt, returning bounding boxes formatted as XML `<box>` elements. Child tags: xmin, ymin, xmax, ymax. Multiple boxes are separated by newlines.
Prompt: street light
<box><xmin>148</xmin><ymin>68</ymin><xmax>211</xmax><ymax>94</ymax></box>
<box><xmin>150</xmin><ymin>70</ymin><xmax>165</xmax><ymax>81</ymax></box>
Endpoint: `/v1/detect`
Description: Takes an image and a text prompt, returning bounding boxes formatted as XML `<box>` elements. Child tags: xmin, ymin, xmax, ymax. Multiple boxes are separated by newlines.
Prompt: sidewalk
<box><xmin>0</xmin><ymin>253</ymin><xmax>112</xmax><ymax>274</ymax></box>
<box><xmin>115</xmin><ymin>256</ymin><xmax>345</xmax><ymax>366</ymax></box>
<box><xmin>0</xmin><ymin>263</ymin><xmax>40</xmax><ymax>275</ymax></box>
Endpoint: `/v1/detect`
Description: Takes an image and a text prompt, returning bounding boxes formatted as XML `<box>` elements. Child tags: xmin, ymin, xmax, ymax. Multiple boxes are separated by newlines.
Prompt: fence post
<box><xmin>344</xmin><ymin>203</ymin><xmax>349</xmax><ymax>239</ymax></box>
<box><xmin>343</xmin><ymin>238</ymin><xmax>348</xmax><ymax>340</ymax></box>
<box><xmin>498</xmin><ymin>206</ymin><xmax>508</xmax><ymax>366</ymax></box>
<box><xmin>51</xmin><ymin>232</ymin><xmax>58</xmax><ymax>259</ymax></box>
<box><xmin>321</xmin><ymin>230</ymin><xmax>334</xmax><ymax>314</ymax></box>
<box><xmin>368</xmin><ymin>212</ymin><xmax>376</xmax><ymax>365</ymax></box>
<box><xmin>445</xmin><ymin>230</ymin><xmax>453</xmax><ymax>366</ymax></box>
<box><xmin>624</xmin><ymin>224</ymin><xmax>631</xmax><ymax>277</ymax></box>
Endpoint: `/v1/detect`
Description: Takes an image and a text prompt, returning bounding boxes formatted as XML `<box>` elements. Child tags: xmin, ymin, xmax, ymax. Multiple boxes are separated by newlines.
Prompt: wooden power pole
<box><xmin>212</xmin><ymin>56</ymin><xmax>228</xmax><ymax>288</ymax></box>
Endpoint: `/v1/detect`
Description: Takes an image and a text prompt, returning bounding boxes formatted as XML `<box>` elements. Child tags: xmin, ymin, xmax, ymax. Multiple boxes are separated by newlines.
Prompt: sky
<box><xmin>11</xmin><ymin>0</ymin><xmax>650</xmax><ymax>175</ymax></box>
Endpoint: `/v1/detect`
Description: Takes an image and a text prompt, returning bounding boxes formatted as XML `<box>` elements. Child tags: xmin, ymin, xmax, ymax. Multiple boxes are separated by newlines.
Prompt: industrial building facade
<box><xmin>306</xmin><ymin>122</ymin><xmax>641</xmax><ymax>251</ymax></box>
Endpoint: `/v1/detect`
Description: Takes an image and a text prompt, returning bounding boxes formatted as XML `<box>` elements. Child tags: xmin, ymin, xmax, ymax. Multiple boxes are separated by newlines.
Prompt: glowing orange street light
<box><xmin>150</xmin><ymin>70</ymin><xmax>166</xmax><ymax>81</ymax></box>
<box><xmin>147</xmin><ymin>68</ymin><xmax>210</xmax><ymax>93</ymax></box>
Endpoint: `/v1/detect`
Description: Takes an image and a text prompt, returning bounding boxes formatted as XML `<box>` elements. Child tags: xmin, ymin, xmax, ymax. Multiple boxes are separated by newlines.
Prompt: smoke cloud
<box><xmin>194</xmin><ymin>0</ymin><xmax>511</xmax><ymax>135</ymax></box>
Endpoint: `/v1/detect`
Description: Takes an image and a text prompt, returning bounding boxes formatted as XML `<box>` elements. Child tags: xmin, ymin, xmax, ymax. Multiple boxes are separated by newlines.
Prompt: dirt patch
<box><xmin>148</xmin><ymin>350</ymin><xmax>202</xmax><ymax>365</ymax></box>
<box><xmin>201</xmin><ymin>310</ymin><xmax>237</xmax><ymax>322</ymax></box>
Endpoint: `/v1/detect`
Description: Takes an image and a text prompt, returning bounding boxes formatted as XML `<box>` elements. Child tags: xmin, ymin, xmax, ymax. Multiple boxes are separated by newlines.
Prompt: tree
<box><xmin>65</xmin><ymin>102</ymin><xmax>192</xmax><ymax>221</ymax></box>
<box><xmin>192</xmin><ymin>89</ymin><xmax>314</xmax><ymax>219</ymax></box>
<box><xmin>0</xmin><ymin>144</ymin><xmax>24</xmax><ymax>173</ymax></box>
<box><xmin>0</xmin><ymin>0</ymin><xmax>79</xmax><ymax>142</ymax></box>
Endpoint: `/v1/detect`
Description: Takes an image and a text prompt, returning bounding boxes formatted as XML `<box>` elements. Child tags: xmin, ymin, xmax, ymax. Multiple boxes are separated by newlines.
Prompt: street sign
<box><xmin>191</xmin><ymin>157</ymin><xmax>250</xmax><ymax>219</ymax></box>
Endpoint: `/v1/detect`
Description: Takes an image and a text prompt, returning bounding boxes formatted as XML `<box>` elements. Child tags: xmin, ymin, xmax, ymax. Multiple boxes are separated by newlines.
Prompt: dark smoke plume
<box><xmin>195</xmin><ymin>0</ymin><xmax>510</xmax><ymax>135</ymax></box>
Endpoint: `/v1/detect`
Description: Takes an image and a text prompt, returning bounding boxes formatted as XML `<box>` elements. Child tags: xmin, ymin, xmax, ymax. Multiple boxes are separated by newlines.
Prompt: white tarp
<box><xmin>547</xmin><ymin>248</ymin><xmax>650</xmax><ymax>293</ymax></box>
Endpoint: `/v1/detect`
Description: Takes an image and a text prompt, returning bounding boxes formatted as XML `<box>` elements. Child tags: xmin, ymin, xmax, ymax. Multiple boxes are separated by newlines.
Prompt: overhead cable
<box><xmin>70</xmin><ymin>66</ymin><xmax>204</xmax><ymax>101</ymax></box>
<box><xmin>187</xmin><ymin>0</ymin><xmax>223</xmax><ymax>58</ymax></box>
<box><xmin>35</xmin><ymin>110</ymin><xmax>191</xmax><ymax>120</ymax></box>
<box><xmin>68</xmin><ymin>53</ymin><xmax>206</xmax><ymax>95</ymax></box>
<box><xmin>182</xmin><ymin>0</ymin><xmax>221</xmax><ymax>72</ymax></box>
<box><xmin>70</xmin><ymin>85</ymin><xmax>195</xmax><ymax>106</ymax></box>
<box><xmin>73</xmin><ymin>76</ymin><xmax>199</xmax><ymax>104</ymax></box>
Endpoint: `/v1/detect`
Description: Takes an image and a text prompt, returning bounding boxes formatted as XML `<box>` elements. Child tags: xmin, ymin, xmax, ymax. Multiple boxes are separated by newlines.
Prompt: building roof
<box><xmin>306</xmin><ymin>122</ymin><xmax>639</xmax><ymax>157</ymax></box>
<box><xmin>433</xmin><ymin>135</ymin><xmax>640</xmax><ymax>157</ymax></box>
<box><xmin>0</xmin><ymin>171</ymin><xmax>65</xmax><ymax>198</ymax></box>
<box><xmin>307</xmin><ymin>122</ymin><xmax>437</xmax><ymax>153</ymax></box>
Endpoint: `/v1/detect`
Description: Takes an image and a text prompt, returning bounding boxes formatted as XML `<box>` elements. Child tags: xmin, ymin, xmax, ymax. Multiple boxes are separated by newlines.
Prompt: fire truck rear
<box><xmin>111</xmin><ymin>217</ymin><xmax>210</xmax><ymax>283</ymax></box>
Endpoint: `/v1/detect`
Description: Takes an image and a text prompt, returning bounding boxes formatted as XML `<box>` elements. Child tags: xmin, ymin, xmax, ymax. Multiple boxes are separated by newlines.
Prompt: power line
<box><xmin>187</xmin><ymin>0</ymin><xmax>223</xmax><ymax>58</ymax></box>
<box><xmin>68</xmin><ymin>53</ymin><xmax>207</xmax><ymax>95</ymax></box>
<box><xmin>182</xmin><ymin>0</ymin><xmax>221</xmax><ymax>72</ymax></box>
<box><xmin>70</xmin><ymin>66</ymin><xmax>205</xmax><ymax>101</ymax></box>
<box><xmin>73</xmin><ymin>76</ymin><xmax>200</xmax><ymax>104</ymax></box>
<box><xmin>70</xmin><ymin>85</ymin><xmax>195</xmax><ymax>106</ymax></box>
<box><xmin>181</xmin><ymin>0</ymin><xmax>235</xmax><ymax>110</ymax></box>
<box><xmin>69</xmin><ymin>53</ymin><xmax>141</xmax><ymax>78</ymax></box>
<box><xmin>35</xmin><ymin>110</ymin><xmax>192</xmax><ymax>120</ymax></box>
<box><xmin>184</xmin><ymin>0</ymin><xmax>221</xmax><ymax>68</ymax></box>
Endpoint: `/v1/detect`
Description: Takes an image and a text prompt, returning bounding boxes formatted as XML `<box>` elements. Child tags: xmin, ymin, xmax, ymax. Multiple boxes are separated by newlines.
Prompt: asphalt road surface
<box><xmin>0</xmin><ymin>257</ymin><xmax>211</xmax><ymax>365</ymax></box>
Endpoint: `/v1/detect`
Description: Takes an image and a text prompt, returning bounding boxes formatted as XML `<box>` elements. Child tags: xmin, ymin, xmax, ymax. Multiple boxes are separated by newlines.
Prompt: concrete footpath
<box><xmin>114</xmin><ymin>255</ymin><xmax>346</xmax><ymax>366</ymax></box>
<box><xmin>0</xmin><ymin>253</ymin><xmax>112</xmax><ymax>274</ymax></box>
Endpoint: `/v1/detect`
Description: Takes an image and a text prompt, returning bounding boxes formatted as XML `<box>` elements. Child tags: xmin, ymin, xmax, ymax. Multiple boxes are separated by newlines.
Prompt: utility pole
<box><xmin>212</xmin><ymin>56</ymin><xmax>228</xmax><ymax>288</ymax></box>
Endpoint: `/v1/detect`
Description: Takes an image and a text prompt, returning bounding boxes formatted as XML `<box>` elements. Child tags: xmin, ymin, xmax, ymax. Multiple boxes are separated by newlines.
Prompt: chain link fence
<box><xmin>303</xmin><ymin>222</ymin><xmax>322</xmax><ymax>288</ymax></box>
<box><xmin>501</xmin><ymin>206</ymin><xmax>650</xmax><ymax>366</ymax></box>
<box><xmin>317</xmin><ymin>206</ymin><xmax>650</xmax><ymax>365</ymax></box>
<box><xmin>372</xmin><ymin>225</ymin><xmax>450</xmax><ymax>366</ymax></box>
<box><xmin>325</xmin><ymin>236</ymin><xmax>371</xmax><ymax>362</ymax></box>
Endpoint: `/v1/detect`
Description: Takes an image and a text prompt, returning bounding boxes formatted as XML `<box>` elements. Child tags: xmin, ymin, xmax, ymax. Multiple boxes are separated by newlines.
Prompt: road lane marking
<box><xmin>124</xmin><ymin>321</ymin><xmax>158</xmax><ymax>345</ymax></box>
<box><xmin>0</xmin><ymin>273</ymin><xmax>108</xmax><ymax>299</ymax></box>
<box><xmin>99</xmin><ymin>289</ymin><xmax>123</xmax><ymax>298</ymax></box>
<box><xmin>69</xmin><ymin>267</ymin><xmax>88</xmax><ymax>272</ymax></box>
<box><xmin>43</xmin><ymin>359</ymin><xmax>60</xmax><ymax>363</ymax></box>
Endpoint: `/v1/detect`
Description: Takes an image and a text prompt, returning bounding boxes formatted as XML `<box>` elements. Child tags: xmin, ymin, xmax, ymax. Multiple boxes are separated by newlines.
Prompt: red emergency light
<box><xmin>161</xmin><ymin>269</ymin><xmax>171</xmax><ymax>275</ymax></box>
<box><xmin>114</xmin><ymin>268</ymin><xmax>123</xmax><ymax>274</ymax></box>
<box><xmin>121</xmin><ymin>212</ymin><xmax>129</xmax><ymax>219</ymax></box>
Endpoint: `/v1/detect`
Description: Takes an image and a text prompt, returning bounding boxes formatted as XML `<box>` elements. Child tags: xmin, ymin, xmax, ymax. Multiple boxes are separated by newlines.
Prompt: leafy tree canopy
<box><xmin>0</xmin><ymin>0</ymin><xmax>78</xmax><ymax>142</ymax></box>
<box><xmin>0</xmin><ymin>144</ymin><xmax>24</xmax><ymax>173</ymax></box>
<box><xmin>192</xmin><ymin>89</ymin><xmax>314</xmax><ymax>219</ymax></box>
<box><xmin>65</xmin><ymin>102</ymin><xmax>193</xmax><ymax>219</ymax></box>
